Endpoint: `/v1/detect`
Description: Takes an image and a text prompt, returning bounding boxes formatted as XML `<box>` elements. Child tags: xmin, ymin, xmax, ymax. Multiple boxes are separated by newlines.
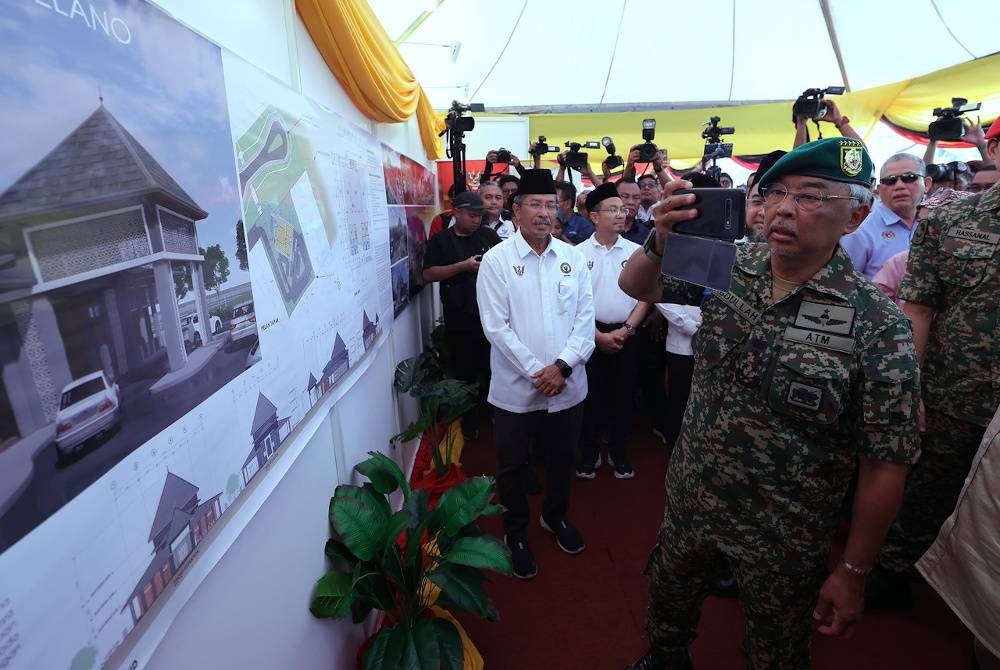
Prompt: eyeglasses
<box><xmin>638</xmin><ymin>182</ymin><xmax>660</xmax><ymax>190</ymax></box>
<box><xmin>761</xmin><ymin>184</ymin><xmax>859</xmax><ymax>211</ymax></box>
<box><xmin>519</xmin><ymin>200</ymin><xmax>559</xmax><ymax>211</ymax></box>
<box><xmin>595</xmin><ymin>206</ymin><xmax>628</xmax><ymax>215</ymax></box>
<box><xmin>879</xmin><ymin>172</ymin><xmax>924</xmax><ymax>186</ymax></box>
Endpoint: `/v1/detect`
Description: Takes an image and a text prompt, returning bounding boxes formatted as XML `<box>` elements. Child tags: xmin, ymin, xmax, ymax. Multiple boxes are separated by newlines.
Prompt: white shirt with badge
<box><xmin>476</xmin><ymin>229</ymin><xmax>596</xmax><ymax>413</ymax></box>
<box><xmin>490</xmin><ymin>217</ymin><xmax>515</xmax><ymax>240</ymax></box>
<box><xmin>577</xmin><ymin>233</ymin><xmax>641</xmax><ymax>324</ymax></box>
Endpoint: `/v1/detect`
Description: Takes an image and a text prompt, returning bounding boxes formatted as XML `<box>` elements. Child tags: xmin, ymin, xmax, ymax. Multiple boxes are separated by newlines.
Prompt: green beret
<box><xmin>757</xmin><ymin>137</ymin><xmax>874</xmax><ymax>189</ymax></box>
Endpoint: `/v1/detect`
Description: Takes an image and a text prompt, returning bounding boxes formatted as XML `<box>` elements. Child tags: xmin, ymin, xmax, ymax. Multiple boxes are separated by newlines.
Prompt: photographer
<box><xmin>624</xmin><ymin>145</ymin><xmax>671</xmax><ymax>188</ymax></box>
<box><xmin>923</xmin><ymin>115</ymin><xmax>989</xmax><ymax>165</ymax></box>
<box><xmin>793</xmin><ymin>99</ymin><xmax>862</xmax><ymax>148</ymax></box>
<box><xmin>422</xmin><ymin>192</ymin><xmax>503</xmax><ymax>439</ymax></box>
<box><xmin>555</xmin><ymin>151</ymin><xmax>605</xmax><ymax>187</ymax></box>
<box><xmin>483</xmin><ymin>149</ymin><xmax>527</xmax><ymax>183</ymax></box>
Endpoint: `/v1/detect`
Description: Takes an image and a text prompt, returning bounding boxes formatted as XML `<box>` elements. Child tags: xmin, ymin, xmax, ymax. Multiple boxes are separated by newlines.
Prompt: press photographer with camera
<box><xmin>792</xmin><ymin>93</ymin><xmax>862</xmax><ymax>148</ymax></box>
<box><xmin>483</xmin><ymin>148</ymin><xmax>527</xmax><ymax>183</ymax></box>
<box><xmin>422</xmin><ymin>191</ymin><xmax>503</xmax><ymax>440</ymax></box>
<box><xmin>555</xmin><ymin>144</ymin><xmax>606</xmax><ymax>187</ymax></box>
<box><xmin>922</xmin><ymin>98</ymin><xmax>989</xmax><ymax>165</ymax></box>
<box><xmin>623</xmin><ymin>119</ymin><xmax>672</xmax><ymax>188</ymax></box>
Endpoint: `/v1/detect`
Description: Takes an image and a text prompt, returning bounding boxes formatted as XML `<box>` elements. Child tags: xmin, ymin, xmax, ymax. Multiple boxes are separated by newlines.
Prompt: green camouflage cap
<box><xmin>757</xmin><ymin>137</ymin><xmax>874</xmax><ymax>189</ymax></box>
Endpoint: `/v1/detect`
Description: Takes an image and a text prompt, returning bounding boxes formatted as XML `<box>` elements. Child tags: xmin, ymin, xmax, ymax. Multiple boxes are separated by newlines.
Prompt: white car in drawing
<box><xmin>55</xmin><ymin>371</ymin><xmax>121</xmax><ymax>456</ymax></box>
<box><xmin>180</xmin><ymin>312</ymin><xmax>223</xmax><ymax>352</ymax></box>
<box><xmin>230</xmin><ymin>301</ymin><xmax>257</xmax><ymax>342</ymax></box>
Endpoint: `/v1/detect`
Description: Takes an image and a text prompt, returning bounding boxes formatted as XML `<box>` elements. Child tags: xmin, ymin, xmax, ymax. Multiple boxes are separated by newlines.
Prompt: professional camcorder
<box><xmin>702</xmin><ymin>116</ymin><xmax>734</xmax><ymax>159</ymax></box>
<box><xmin>792</xmin><ymin>86</ymin><xmax>846</xmax><ymax>122</ymax></box>
<box><xmin>564</xmin><ymin>140</ymin><xmax>600</xmax><ymax>170</ymax></box>
<box><xmin>602</xmin><ymin>136</ymin><xmax>623</xmax><ymax>170</ymax></box>
<box><xmin>444</xmin><ymin>100</ymin><xmax>483</xmax><ymax>132</ymax></box>
<box><xmin>529</xmin><ymin>135</ymin><xmax>560</xmax><ymax>156</ymax></box>
<box><xmin>928</xmin><ymin>98</ymin><xmax>982</xmax><ymax>141</ymax></box>
<box><xmin>442</xmin><ymin>100</ymin><xmax>485</xmax><ymax>194</ymax></box>
<box><xmin>637</xmin><ymin>119</ymin><xmax>658</xmax><ymax>162</ymax></box>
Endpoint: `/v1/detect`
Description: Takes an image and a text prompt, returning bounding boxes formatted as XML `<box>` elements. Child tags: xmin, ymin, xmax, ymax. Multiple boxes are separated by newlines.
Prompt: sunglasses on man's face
<box><xmin>879</xmin><ymin>172</ymin><xmax>924</xmax><ymax>186</ymax></box>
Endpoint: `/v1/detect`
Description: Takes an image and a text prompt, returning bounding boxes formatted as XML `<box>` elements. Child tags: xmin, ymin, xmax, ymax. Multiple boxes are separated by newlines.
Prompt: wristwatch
<box><xmin>623</xmin><ymin>323</ymin><xmax>635</xmax><ymax>336</ymax></box>
<box><xmin>643</xmin><ymin>229</ymin><xmax>663</xmax><ymax>263</ymax></box>
<box><xmin>554</xmin><ymin>358</ymin><xmax>573</xmax><ymax>378</ymax></box>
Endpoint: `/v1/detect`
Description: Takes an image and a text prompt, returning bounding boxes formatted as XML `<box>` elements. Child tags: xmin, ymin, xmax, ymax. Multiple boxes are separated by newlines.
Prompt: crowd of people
<box><xmin>420</xmin><ymin>106</ymin><xmax>1000</xmax><ymax>669</ymax></box>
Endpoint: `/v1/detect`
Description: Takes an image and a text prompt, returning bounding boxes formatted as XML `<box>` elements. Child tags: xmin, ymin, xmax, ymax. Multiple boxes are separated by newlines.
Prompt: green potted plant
<box><xmin>310</xmin><ymin>451</ymin><xmax>511</xmax><ymax>669</ymax></box>
<box><xmin>392</xmin><ymin>350</ymin><xmax>477</xmax><ymax>480</ymax></box>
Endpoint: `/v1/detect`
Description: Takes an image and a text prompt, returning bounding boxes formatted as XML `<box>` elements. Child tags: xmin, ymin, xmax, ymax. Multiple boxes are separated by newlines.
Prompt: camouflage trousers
<box><xmin>878</xmin><ymin>408</ymin><xmax>987</xmax><ymax>573</ymax></box>
<box><xmin>644</xmin><ymin>512</ymin><xmax>826</xmax><ymax>670</ymax></box>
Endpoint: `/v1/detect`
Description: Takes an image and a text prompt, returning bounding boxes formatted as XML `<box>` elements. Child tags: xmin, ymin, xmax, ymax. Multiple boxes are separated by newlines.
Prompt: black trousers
<box><xmin>580</xmin><ymin>325</ymin><xmax>641</xmax><ymax>466</ymax></box>
<box><xmin>493</xmin><ymin>402</ymin><xmax>584</xmax><ymax>537</ymax></box>
<box><xmin>446</xmin><ymin>323</ymin><xmax>490</xmax><ymax>433</ymax></box>
<box><xmin>664</xmin><ymin>352</ymin><xmax>694</xmax><ymax>449</ymax></box>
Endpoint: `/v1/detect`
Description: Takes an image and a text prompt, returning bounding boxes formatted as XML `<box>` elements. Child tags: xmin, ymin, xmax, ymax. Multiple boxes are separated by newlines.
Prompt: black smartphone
<box><xmin>672</xmin><ymin>188</ymin><xmax>745</xmax><ymax>241</ymax></box>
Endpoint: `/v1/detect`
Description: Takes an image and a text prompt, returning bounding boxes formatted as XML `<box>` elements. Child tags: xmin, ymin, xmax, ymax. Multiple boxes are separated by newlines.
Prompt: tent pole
<box><xmin>819</xmin><ymin>0</ymin><xmax>852</xmax><ymax>92</ymax></box>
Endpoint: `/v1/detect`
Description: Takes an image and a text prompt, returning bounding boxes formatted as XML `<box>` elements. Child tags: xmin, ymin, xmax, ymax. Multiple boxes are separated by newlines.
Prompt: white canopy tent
<box><xmin>371</xmin><ymin>0</ymin><xmax>999</xmax><ymax>113</ymax></box>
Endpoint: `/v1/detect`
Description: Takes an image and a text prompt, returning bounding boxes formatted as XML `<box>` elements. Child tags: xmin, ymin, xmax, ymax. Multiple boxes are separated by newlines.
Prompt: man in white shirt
<box><xmin>477</xmin><ymin>169</ymin><xmax>596</xmax><ymax>580</ymax></box>
<box><xmin>574</xmin><ymin>182</ymin><xmax>651</xmax><ymax>479</ymax></box>
<box><xmin>479</xmin><ymin>181</ymin><xmax>515</xmax><ymax>240</ymax></box>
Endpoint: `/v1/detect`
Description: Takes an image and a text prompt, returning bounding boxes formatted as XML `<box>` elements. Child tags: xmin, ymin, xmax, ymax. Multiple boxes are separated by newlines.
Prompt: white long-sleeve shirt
<box><xmin>476</xmin><ymin>230</ymin><xmax>595</xmax><ymax>413</ymax></box>
<box><xmin>655</xmin><ymin>303</ymin><xmax>703</xmax><ymax>356</ymax></box>
<box><xmin>576</xmin><ymin>233</ymin><xmax>640</xmax><ymax>324</ymax></box>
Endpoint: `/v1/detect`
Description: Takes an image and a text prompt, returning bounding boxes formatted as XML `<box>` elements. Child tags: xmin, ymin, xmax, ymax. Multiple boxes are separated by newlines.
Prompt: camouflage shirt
<box><xmin>660</xmin><ymin>243</ymin><xmax>921</xmax><ymax>572</ymax></box>
<box><xmin>899</xmin><ymin>181</ymin><xmax>1000</xmax><ymax>427</ymax></box>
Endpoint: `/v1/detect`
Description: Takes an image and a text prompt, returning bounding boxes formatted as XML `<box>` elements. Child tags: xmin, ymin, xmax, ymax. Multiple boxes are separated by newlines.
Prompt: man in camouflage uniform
<box><xmin>869</xmin><ymin>119</ymin><xmax>1000</xmax><ymax>608</ymax></box>
<box><xmin>618</xmin><ymin>137</ymin><xmax>921</xmax><ymax>670</ymax></box>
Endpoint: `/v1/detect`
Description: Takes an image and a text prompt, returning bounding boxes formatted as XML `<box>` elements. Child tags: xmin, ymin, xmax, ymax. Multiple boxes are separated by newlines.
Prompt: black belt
<box><xmin>595</xmin><ymin>320</ymin><xmax>624</xmax><ymax>333</ymax></box>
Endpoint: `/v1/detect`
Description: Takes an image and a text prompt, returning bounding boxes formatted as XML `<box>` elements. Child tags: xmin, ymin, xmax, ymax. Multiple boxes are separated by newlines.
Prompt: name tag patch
<box><xmin>716</xmin><ymin>291</ymin><xmax>761</xmax><ymax>325</ymax></box>
<box><xmin>784</xmin><ymin>326</ymin><xmax>855</xmax><ymax>353</ymax></box>
<box><xmin>787</xmin><ymin>382</ymin><xmax>823</xmax><ymax>410</ymax></box>
<box><xmin>794</xmin><ymin>301</ymin><xmax>854</xmax><ymax>335</ymax></box>
<box><xmin>947</xmin><ymin>227</ymin><xmax>1000</xmax><ymax>245</ymax></box>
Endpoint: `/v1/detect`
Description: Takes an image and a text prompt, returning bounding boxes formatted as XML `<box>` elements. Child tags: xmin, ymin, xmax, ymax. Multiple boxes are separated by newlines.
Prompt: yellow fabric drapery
<box><xmin>296</xmin><ymin>0</ymin><xmax>444</xmax><ymax>159</ymax></box>
<box><xmin>523</xmin><ymin>53</ymin><xmax>1000</xmax><ymax>169</ymax></box>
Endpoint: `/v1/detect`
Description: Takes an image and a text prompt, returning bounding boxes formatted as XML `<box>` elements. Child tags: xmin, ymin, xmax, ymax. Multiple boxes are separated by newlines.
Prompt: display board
<box><xmin>0</xmin><ymin>2</ymin><xmax>406</xmax><ymax>668</ymax></box>
<box><xmin>382</xmin><ymin>146</ymin><xmax>435</xmax><ymax>316</ymax></box>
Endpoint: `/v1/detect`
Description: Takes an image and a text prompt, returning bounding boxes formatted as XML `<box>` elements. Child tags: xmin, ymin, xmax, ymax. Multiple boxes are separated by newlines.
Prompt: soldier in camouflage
<box><xmin>618</xmin><ymin>137</ymin><xmax>921</xmax><ymax>670</ymax></box>
<box><xmin>869</xmin><ymin>119</ymin><xmax>1000</xmax><ymax>609</ymax></box>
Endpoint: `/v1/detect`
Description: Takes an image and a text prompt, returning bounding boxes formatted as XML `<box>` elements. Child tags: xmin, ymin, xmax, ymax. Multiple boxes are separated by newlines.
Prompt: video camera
<box><xmin>928</xmin><ymin>98</ymin><xmax>982</xmax><ymax>141</ymax></box>
<box><xmin>702</xmin><ymin>116</ymin><xmax>734</xmax><ymax>159</ymax></box>
<box><xmin>602</xmin><ymin>136</ymin><xmax>623</xmax><ymax>170</ymax></box>
<box><xmin>792</xmin><ymin>86</ymin><xmax>846</xmax><ymax>122</ymax></box>
<box><xmin>444</xmin><ymin>100</ymin><xmax>483</xmax><ymax>133</ymax></box>
<box><xmin>441</xmin><ymin>100</ymin><xmax>485</xmax><ymax>194</ymax></box>
<box><xmin>529</xmin><ymin>135</ymin><xmax>560</xmax><ymax>156</ymax></box>
<box><xmin>637</xmin><ymin>119</ymin><xmax>658</xmax><ymax>162</ymax></box>
<box><xmin>563</xmin><ymin>140</ymin><xmax>600</xmax><ymax>171</ymax></box>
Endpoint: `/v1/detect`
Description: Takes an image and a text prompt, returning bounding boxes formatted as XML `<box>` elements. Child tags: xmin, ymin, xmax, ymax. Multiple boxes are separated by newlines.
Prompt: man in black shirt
<box><xmin>423</xmin><ymin>191</ymin><xmax>502</xmax><ymax>439</ymax></box>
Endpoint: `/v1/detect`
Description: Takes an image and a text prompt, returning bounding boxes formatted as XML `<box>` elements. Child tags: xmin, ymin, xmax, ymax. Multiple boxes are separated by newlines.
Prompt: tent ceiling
<box><xmin>369</xmin><ymin>0</ymin><xmax>1000</xmax><ymax>112</ymax></box>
